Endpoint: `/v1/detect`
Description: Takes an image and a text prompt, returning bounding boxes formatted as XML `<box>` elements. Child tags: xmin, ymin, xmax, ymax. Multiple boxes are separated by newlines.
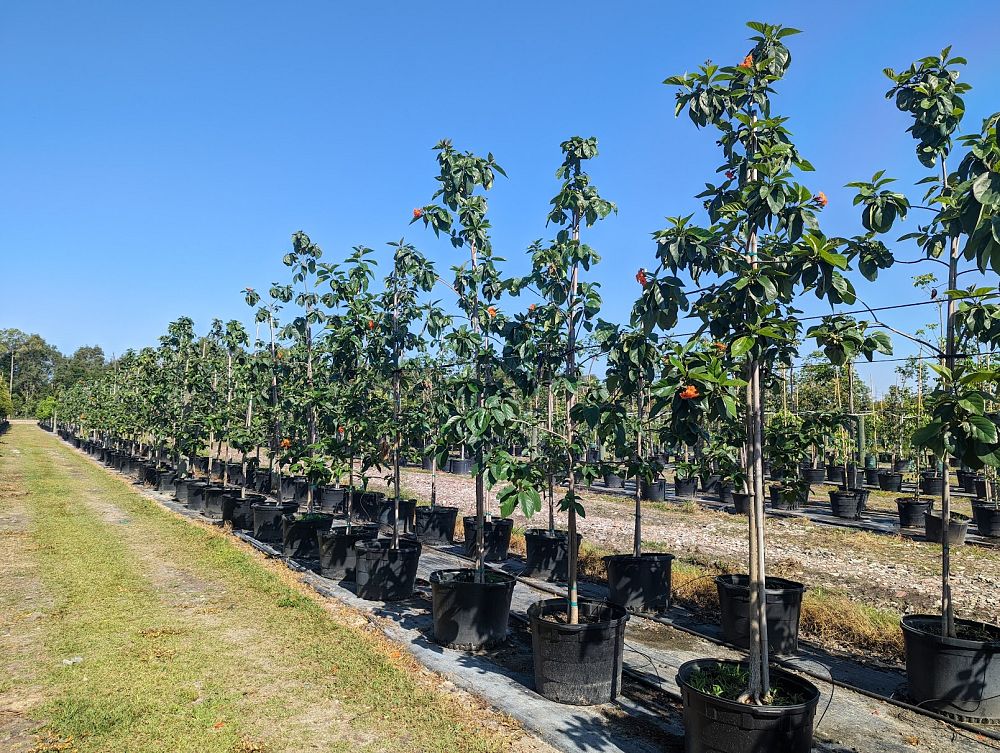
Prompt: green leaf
<box><xmin>730</xmin><ymin>336</ymin><xmax>754</xmax><ymax>358</ymax></box>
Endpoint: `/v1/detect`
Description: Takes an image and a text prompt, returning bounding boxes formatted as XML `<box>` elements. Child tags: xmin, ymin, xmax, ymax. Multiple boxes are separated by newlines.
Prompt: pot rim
<box><xmin>902</xmin><ymin>614</ymin><xmax>1000</xmax><ymax>650</ymax></box>
<box><xmin>527</xmin><ymin>596</ymin><xmax>628</xmax><ymax>631</ymax></box>
<box><xmin>429</xmin><ymin>567</ymin><xmax>516</xmax><ymax>586</ymax></box>
<box><xmin>603</xmin><ymin>552</ymin><xmax>675</xmax><ymax>565</ymax></box>
<box><xmin>715</xmin><ymin>573</ymin><xmax>806</xmax><ymax>594</ymax></box>
<box><xmin>676</xmin><ymin>658</ymin><xmax>821</xmax><ymax>712</ymax></box>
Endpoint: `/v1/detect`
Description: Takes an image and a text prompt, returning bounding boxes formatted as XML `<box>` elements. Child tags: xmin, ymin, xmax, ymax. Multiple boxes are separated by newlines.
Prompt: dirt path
<box><xmin>0</xmin><ymin>425</ymin><xmax>554</xmax><ymax>753</ymax></box>
<box><xmin>399</xmin><ymin>467</ymin><xmax>1000</xmax><ymax>627</ymax></box>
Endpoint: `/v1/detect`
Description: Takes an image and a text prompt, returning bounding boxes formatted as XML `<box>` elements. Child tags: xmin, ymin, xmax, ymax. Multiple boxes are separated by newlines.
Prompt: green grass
<box><xmin>0</xmin><ymin>426</ymin><xmax>527</xmax><ymax>753</ymax></box>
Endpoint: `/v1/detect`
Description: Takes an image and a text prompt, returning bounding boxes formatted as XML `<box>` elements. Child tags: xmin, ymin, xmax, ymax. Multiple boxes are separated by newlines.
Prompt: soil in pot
<box><xmin>317</xmin><ymin>523</ymin><xmax>379</xmax><ymax>581</ymax></box>
<box><xmin>896</xmin><ymin>497</ymin><xmax>932</xmax><ymax>529</ymax></box>
<box><xmin>430</xmin><ymin>568</ymin><xmax>516</xmax><ymax>649</ymax></box>
<box><xmin>878</xmin><ymin>471</ymin><xmax>903</xmax><ymax>492</ymax></box>
<box><xmin>528</xmin><ymin>597</ymin><xmax>629</xmax><ymax>705</ymax></box>
<box><xmin>604</xmin><ymin>553</ymin><xmax>674</xmax><ymax>614</ymax></box>
<box><xmin>925</xmin><ymin>511</ymin><xmax>970</xmax><ymax>545</ymax></box>
<box><xmin>355</xmin><ymin>538</ymin><xmax>422</xmax><ymax>602</ymax></box>
<box><xmin>463</xmin><ymin>516</ymin><xmax>513</xmax><ymax>562</ymax></box>
<box><xmin>716</xmin><ymin>574</ymin><xmax>805</xmax><ymax>655</ymax></box>
<box><xmin>251</xmin><ymin>502</ymin><xmax>299</xmax><ymax>544</ymax></box>
<box><xmin>522</xmin><ymin>529</ymin><xmax>581</xmax><ymax>582</ymax></box>
<box><xmin>640</xmin><ymin>479</ymin><xmax>666</xmax><ymax>502</ymax></box>
<box><xmin>902</xmin><ymin>615</ymin><xmax>1000</xmax><ymax>722</ymax></box>
<box><xmin>677</xmin><ymin>658</ymin><xmax>820</xmax><ymax>753</ymax></box>
<box><xmin>973</xmin><ymin>503</ymin><xmax>1000</xmax><ymax>538</ymax></box>
<box><xmin>674</xmin><ymin>477</ymin><xmax>698</xmax><ymax>499</ymax></box>
<box><xmin>282</xmin><ymin>513</ymin><xmax>334</xmax><ymax>559</ymax></box>
<box><xmin>414</xmin><ymin>505</ymin><xmax>459</xmax><ymax>545</ymax></box>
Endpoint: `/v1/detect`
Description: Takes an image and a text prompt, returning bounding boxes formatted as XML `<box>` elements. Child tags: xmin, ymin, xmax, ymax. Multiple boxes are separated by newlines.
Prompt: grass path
<box><xmin>0</xmin><ymin>424</ymin><xmax>545</xmax><ymax>753</ymax></box>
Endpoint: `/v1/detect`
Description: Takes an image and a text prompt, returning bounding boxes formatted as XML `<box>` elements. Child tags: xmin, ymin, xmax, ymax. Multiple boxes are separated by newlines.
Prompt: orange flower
<box><xmin>280</xmin><ymin>438</ymin><xmax>291</xmax><ymax>449</ymax></box>
<box><xmin>678</xmin><ymin>385</ymin><xmax>701</xmax><ymax>400</ymax></box>
<box><xmin>368</xmin><ymin>319</ymin><xmax>375</xmax><ymax>330</ymax></box>
<box><xmin>636</xmin><ymin>268</ymin><xmax>649</xmax><ymax>286</ymax></box>
<box><xmin>487</xmin><ymin>306</ymin><xmax>497</xmax><ymax>318</ymax></box>
<box><xmin>738</xmin><ymin>54</ymin><xmax>753</xmax><ymax>69</ymax></box>
<box><xmin>528</xmin><ymin>303</ymin><xmax>536</xmax><ymax>312</ymax></box>
<box><xmin>814</xmin><ymin>191</ymin><xmax>828</xmax><ymax>208</ymax></box>
<box><xmin>712</xmin><ymin>342</ymin><xmax>727</xmax><ymax>351</ymax></box>
<box><xmin>725</xmin><ymin>170</ymin><xmax>736</xmax><ymax>180</ymax></box>
<box><xmin>413</xmin><ymin>208</ymin><xmax>424</xmax><ymax>219</ymax></box>
<box><xmin>338</xmin><ymin>426</ymin><xmax>345</xmax><ymax>433</ymax></box>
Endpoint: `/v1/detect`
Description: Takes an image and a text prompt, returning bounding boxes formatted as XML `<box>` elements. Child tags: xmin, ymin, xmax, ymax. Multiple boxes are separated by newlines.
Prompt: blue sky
<box><xmin>2</xmin><ymin>1</ymin><xmax>998</xmax><ymax>392</ymax></box>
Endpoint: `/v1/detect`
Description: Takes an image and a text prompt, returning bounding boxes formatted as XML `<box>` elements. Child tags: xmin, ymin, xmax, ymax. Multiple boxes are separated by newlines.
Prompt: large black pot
<box><xmin>202</xmin><ymin>484</ymin><xmax>230</xmax><ymax>519</ymax></box>
<box><xmin>716</xmin><ymin>574</ymin><xmax>805</xmax><ymax>655</ymax></box>
<box><xmin>829</xmin><ymin>489</ymin><xmax>864</xmax><ymax>519</ymax></box>
<box><xmin>640</xmin><ymin>479</ymin><xmax>666</xmax><ymax>502</ymax></box>
<box><xmin>878</xmin><ymin>471</ymin><xmax>903</xmax><ymax>492</ymax></box>
<box><xmin>864</xmin><ymin>467</ymin><xmax>880</xmax><ymax>486</ymax></box>
<box><xmin>604</xmin><ymin>553</ymin><xmax>674</xmax><ymax>614</ymax></box>
<box><xmin>677</xmin><ymin>659</ymin><xmax>820</xmax><ymax>753</ymax></box>
<box><xmin>896</xmin><ymin>497</ymin><xmax>931</xmax><ymax>529</ymax></box>
<box><xmin>173</xmin><ymin>477</ymin><xmax>195</xmax><ymax>504</ymax></box>
<box><xmin>958</xmin><ymin>470</ymin><xmax>977</xmax><ymax>494</ymax></box>
<box><xmin>251</xmin><ymin>502</ymin><xmax>299</xmax><ymax>544</ymax></box>
<box><xmin>920</xmin><ymin>474</ymin><xmax>945</xmax><ymax>496</ymax></box>
<box><xmin>976</xmin><ymin>477</ymin><xmax>993</xmax><ymax>501</ymax></box>
<box><xmin>674</xmin><ymin>477</ymin><xmax>698</xmax><ymax>499</ymax></box>
<box><xmin>414</xmin><ymin>505</ymin><xmax>459</xmax><ymax>545</ymax></box>
<box><xmin>281</xmin><ymin>513</ymin><xmax>334</xmax><ymax>559</ymax></box>
<box><xmin>732</xmin><ymin>492</ymin><xmax>751</xmax><ymax>514</ymax></box>
<box><xmin>317</xmin><ymin>485</ymin><xmax>348</xmax><ymax>514</ymax></box>
<box><xmin>462</xmin><ymin>516</ymin><xmax>513</xmax><ymax>562</ymax></box>
<box><xmin>894</xmin><ymin>458</ymin><xmax>913</xmax><ymax>472</ymax></box>
<box><xmin>156</xmin><ymin>469</ymin><xmax>177</xmax><ymax>494</ymax></box>
<box><xmin>355</xmin><ymin>538</ymin><xmax>422</xmax><ymax>602</ymax></box>
<box><xmin>430</xmin><ymin>568</ymin><xmax>516</xmax><ymax>649</ymax></box>
<box><xmin>378</xmin><ymin>499</ymin><xmax>415</xmax><ymax>533</ymax></box>
<box><xmin>522</xmin><ymin>529</ymin><xmax>580</xmax><ymax>582</ymax></box>
<box><xmin>317</xmin><ymin>523</ymin><xmax>379</xmax><ymax>580</ymax></box>
<box><xmin>769</xmin><ymin>484</ymin><xmax>805</xmax><ymax>511</ymax></box>
<box><xmin>448</xmin><ymin>458</ymin><xmax>474</xmax><ymax>475</ymax></box>
<box><xmin>221</xmin><ymin>492</ymin><xmax>266</xmax><ymax>530</ymax></box>
<box><xmin>902</xmin><ymin>615</ymin><xmax>1000</xmax><ymax>722</ymax></box>
<box><xmin>925</xmin><ymin>512</ymin><xmax>969</xmax><ymax>545</ymax></box>
<box><xmin>186</xmin><ymin>481</ymin><xmax>211</xmax><ymax>512</ymax></box>
<box><xmin>973</xmin><ymin>504</ymin><xmax>1000</xmax><ymax>538</ymax></box>
<box><xmin>421</xmin><ymin>455</ymin><xmax>435</xmax><ymax>471</ymax></box>
<box><xmin>699</xmin><ymin>474</ymin><xmax>721</xmax><ymax>494</ymax></box>
<box><xmin>801</xmin><ymin>467</ymin><xmax>826</xmax><ymax>485</ymax></box>
<box><xmin>528</xmin><ymin>598</ymin><xmax>629</xmax><ymax>705</ymax></box>
<box><xmin>718</xmin><ymin>483</ymin><xmax>734</xmax><ymax>506</ymax></box>
<box><xmin>349</xmin><ymin>491</ymin><xmax>383</xmax><ymax>522</ymax></box>
<box><xmin>603</xmin><ymin>472</ymin><xmax>625</xmax><ymax>489</ymax></box>
<box><xmin>826</xmin><ymin>465</ymin><xmax>844</xmax><ymax>484</ymax></box>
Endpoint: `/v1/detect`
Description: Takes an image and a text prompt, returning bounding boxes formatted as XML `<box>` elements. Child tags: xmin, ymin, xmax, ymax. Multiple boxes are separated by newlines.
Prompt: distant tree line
<box><xmin>0</xmin><ymin>328</ymin><xmax>107</xmax><ymax>418</ymax></box>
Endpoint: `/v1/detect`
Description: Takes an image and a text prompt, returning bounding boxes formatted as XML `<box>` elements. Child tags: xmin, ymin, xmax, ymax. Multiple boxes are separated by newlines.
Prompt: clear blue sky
<box><xmin>2</xmin><ymin>1</ymin><xmax>998</xmax><ymax>391</ymax></box>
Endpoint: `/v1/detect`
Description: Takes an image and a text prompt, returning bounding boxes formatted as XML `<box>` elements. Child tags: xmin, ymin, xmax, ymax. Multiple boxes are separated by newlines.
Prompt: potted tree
<box><xmin>858</xmin><ymin>47</ymin><xmax>1000</xmax><ymax>718</ymax></box>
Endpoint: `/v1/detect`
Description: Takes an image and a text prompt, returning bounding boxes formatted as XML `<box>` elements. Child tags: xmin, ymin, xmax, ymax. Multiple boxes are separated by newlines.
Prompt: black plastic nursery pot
<box><xmin>826</xmin><ymin>465</ymin><xmax>844</xmax><ymax>484</ymax></box>
<box><xmin>604</xmin><ymin>553</ymin><xmax>674</xmax><ymax>614</ymax></box>
<box><xmin>973</xmin><ymin>503</ymin><xmax>1000</xmax><ymax>538</ymax></box>
<box><xmin>281</xmin><ymin>513</ymin><xmax>334</xmax><ymax>559</ymax></box>
<box><xmin>920</xmin><ymin>474</ymin><xmax>945</xmax><ymax>496</ymax></box>
<box><xmin>317</xmin><ymin>523</ymin><xmax>379</xmax><ymax>580</ymax></box>
<box><xmin>317</xmin><ymin>485</ymin><xmax>348</xmax><ymax>514</ymax></box>
<box><xmin>221</xmin><ymin>492</ymin><xmax>266</xmax><ymax>530</ymax></box>
<box><xmin>924</xmin><ymin>511</ymin><xmax>970</xmax><ymax>545</ymax></box>
<box><xmin>349</xmin><ymin>491</ymin><xmax>383</xmax><ymax>522</ymax></box>
<box><xmin>864</xmin><ymin>467</ymin><xmax>880</xmax><ymax>486</ymax></box>
<box><xmin>976</xmin><ymin>477</ymin><xmax>992</xmax><ymax>500</ymax></box>
<box><xmin>463</xmin><ymin>516</ymin><xmax>514</xmax><ymax>562</ymax></box>
<box><xmin>378</xmin><ymin>499</ymin><xmax>416</xmax><ymax>533</ymax></box>
<box><xmin>251</xmin><ymin>502</ymin><xmax>299</xmax><ymax>544</ymax></box>
<box><xmin>700</xmin><ymin>474</ymin><xmax>722</xmax><ymax>494</ymax></box>
<box><xmin>522</xmin><ymin>529</ymin><xmax>581</xmax><ymax>582</ymax></box>
<box><xmin>718</xmin><ymin>483</ymin><xmax>734</xmax><ymax>506</ymax></box>
<box><xmin>901</xmin><ymin>615</ymin><xmax>1000</xmax><ymax>722</ymax></box>
<box><xmin>202</xmin><ymin>484</ymin><xmax>231</xmax><ymax>519</ymax></box>
<box><xmin>732</xmin><ymin>492</ymin><xmax>751</xmax><ymax>514</ymax></box>
<box><xmin>186</xmin><ymin>481</ymin><xmax>211</xmax><ymax>512</ymax></box>
<box><xmin>156</xmin><ymin>469</ymin><xmax>176</xmax><ymax>493</ymax></box>
<box><xmin>769</xmin><ymin>485</ymin><xmax>805</xmax><ymax>511</ymax></box>
<box><xmin>430</xmin><ymin>568</ymin><xmax>516</xmax><ymax>649</ymax></box>
<box><xmin>894</xmin><ymin>458</ymin><xmax>913</xmax><ymax>472</ymax></box>
<box><xmin>293</xmin><ymin>478</ymin><xmax>311</xmax><ymax>506</ymax></box>
<box><xmin>414</xmin><ymin>505</ymin><xmax>459</xmax><ymax>545</ymax></box>
<box><xmin>640</xmin><ymin>479</ymin><xmax>666</xmax><ymax>502</ymax></box>
<box><xmin>448</xmin><ymin>458</ymin><xmax>474</xmax><ymax>475</ymax></box>
<box><xmin>603</xmin><ymin>472</ymin><xmax>625</xmax><ymax>489</ymax></box>
<box><xmin>896</xmin><ymin>497</ymin><xmax>932</xmax><ymax>529</ymax></box>
<box><xmin>355</xmin><ymin>537</ymin><xmax>422</xmax><ymax>602</ymax></box>
<box><xmin>674</xmin><ymin>477</ymin><xmax>698</xmax><ymax>499</ymax></box>
<box><xmin>528</xmin><ymin>597</ymin><xmax>629</xmax><ymax>705</ymax></box>
<box><xmin>676</xmin><ymin>658</ymin><xmax>820</xmax><ymax>753</ymax></box>
<box><xmin>421</xmin><ymin>455</ymin><xmax>435</xmax><ymax>471</ymax></box>
<box><xmin>801</xmin><ymin>467</ymin><xmax>826</xmax><ymax>485</ymax></box>
<box><xmin>173</xmin><ymin>477</ymin><xmax>195</xmax><ymax>504</ymax></box>
<box><xmin>829</xmin><ymin>489</ymin><xmax>864</xmax><ymax>519</ymax></box>
<box><xmin>716</xmin><ymin>574</ymin><xmax>805</xmax><ymax>656</ymax></box>
<box><xmin>878</xmin><ymin>471</ymin><xmax>903</xmax><ymax>492</ymax></box>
